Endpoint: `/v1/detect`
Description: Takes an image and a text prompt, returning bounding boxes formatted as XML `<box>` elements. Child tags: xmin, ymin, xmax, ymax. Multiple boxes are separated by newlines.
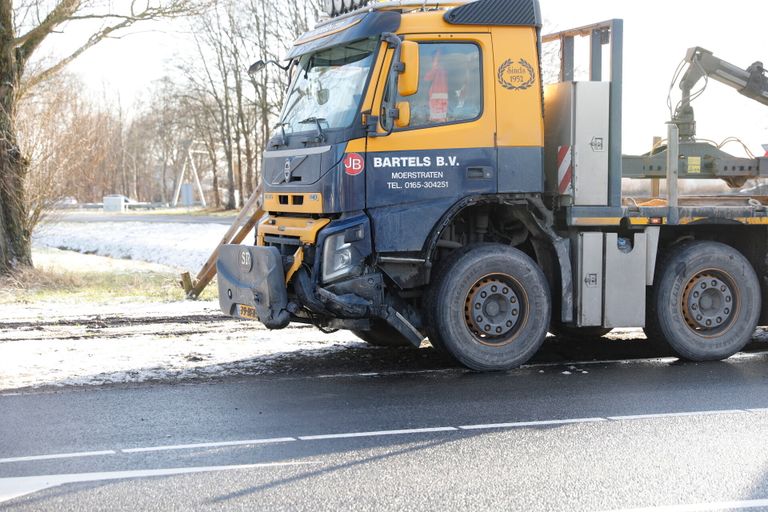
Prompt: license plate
<box><xmin>238</xmin><ymin>304</ymin><xmax>257</xmax><ymax>320</ymax></box>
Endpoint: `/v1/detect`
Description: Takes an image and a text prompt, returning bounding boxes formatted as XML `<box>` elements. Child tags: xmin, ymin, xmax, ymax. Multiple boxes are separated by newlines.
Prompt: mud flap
<box><xmin>216</xmin><ymin>245</ymin><xmax>290</xmax><ymax>329</ymax></box>
<box><xmin>382</xmin><ymin>306</ymin><xmax>424</xmax><ymax>347</ymax></box>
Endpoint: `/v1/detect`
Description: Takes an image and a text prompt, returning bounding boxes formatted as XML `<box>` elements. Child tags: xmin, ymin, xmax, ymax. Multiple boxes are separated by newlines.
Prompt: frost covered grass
<box><xmin>0</xmin><ymin>296</ymin><xmax>374</xmax><ymax>391</ymax></box>
<box><xmin>0</xmin><ymin>244</ymin><xmax>371</xmax><ymax>392</ymax></box>
<box><xmin>0</xmin><ymin>247</ymin><xmax>216</xmax><ymax>304</ymax></box>
<box><xmin>0</xmin><ymin>306</ymin><xmax>365</xmax><ymax>391</ymax></box>
<box><xmin>33</xmin><ymin>220</ymin><xmax>233</xmax><ymax>271</ymax></box>
<box><xmin>139</xmin><ymin>207</ymin><xmax>236</xmax><ymax>218</ymax></box>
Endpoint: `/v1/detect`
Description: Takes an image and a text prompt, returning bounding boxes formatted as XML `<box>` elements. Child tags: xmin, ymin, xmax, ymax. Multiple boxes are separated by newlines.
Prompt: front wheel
<box><xmin>427</xmin><ymin>244</ymin><xmax>551</xmax><ymax>371</ymax></box>
<box><xmin>650</xmin><ymin>241</ymin><xmax>760</xmax><ymax>361</ymax></box>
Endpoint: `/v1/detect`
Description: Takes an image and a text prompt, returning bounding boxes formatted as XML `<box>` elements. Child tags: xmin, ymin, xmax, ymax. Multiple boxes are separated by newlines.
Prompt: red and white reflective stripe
<box><xmin>762</xmin><ymin>144</ymin><xmax>768</xmax><ymax>157</ymax></box>
<box><xmin>557</xmin><ymin>145</ymin><xmax>573</xmax><ymax>194</ymax></box>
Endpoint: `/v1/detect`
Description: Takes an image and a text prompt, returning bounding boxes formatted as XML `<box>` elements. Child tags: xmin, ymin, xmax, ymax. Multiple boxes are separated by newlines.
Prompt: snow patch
<box><xmin>33</xmin><ymin>221</ymin><xmax>236</xmax><ymax>270</ymax></box>
<box><xmin>0</xmin><ymin>300</ymin><xmax>370</xmax><ymax>391</ymax></box>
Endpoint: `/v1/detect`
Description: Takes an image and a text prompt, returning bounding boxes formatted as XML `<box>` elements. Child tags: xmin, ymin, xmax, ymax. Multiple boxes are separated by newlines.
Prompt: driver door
<box><xmin>365</xmin><ymin>33</ymin><xmax>496</xmax><ymax>253</ymax></box>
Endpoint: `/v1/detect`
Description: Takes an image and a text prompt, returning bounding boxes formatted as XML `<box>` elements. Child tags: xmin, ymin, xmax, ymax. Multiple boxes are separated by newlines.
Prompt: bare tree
<box><xmin>176</xmin><ymin>0</ymin><xmax>320</xmax><ymax>208</ymax></box>
<box><xmin>0</xmin><ymin>0</ymin><xmax>203</xmax><ymax>275</ymax></box>
<box><xmin>18</xmin><ymin>72</ymin><xmax>99</xmax><ymax>229</ymax></box>
<box><xmin>8</xmin><ymin>0</ymin><xmax>322</xmax><ymax>243</ymax></box>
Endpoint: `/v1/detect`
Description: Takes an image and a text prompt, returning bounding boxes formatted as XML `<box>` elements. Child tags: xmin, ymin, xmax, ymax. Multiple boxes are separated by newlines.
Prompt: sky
<box><xmin>54</xmin><ymin>0</ymin><xmax>768</xmax><ymax>156</ymax></box>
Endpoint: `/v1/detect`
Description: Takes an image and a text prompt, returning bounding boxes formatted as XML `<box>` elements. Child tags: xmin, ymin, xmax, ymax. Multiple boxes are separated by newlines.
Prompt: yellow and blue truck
<box><xmin>215</xmin><ymin>0</ymin><xmax>768</xmax><ymax>371</ymax></box>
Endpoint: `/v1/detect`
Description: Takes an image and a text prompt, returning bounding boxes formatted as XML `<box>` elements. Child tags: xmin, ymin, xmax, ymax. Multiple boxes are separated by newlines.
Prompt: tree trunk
<box><xmin>223</xmin><ymin>142</ymin><xmax>235</xmax><ymax>210</ymax></box>
<box><xmin>0</xmin><ymin>135</ymin><xmax>30</xmax><ymax>275</ymax></box>
<box><xmin>161</xmin><ymin>156</ymin><xmax>168</xmax><ymax>203</ymax></box>
<box><xmin>204</xmin><ymin>131</ymin><xmax>220</xmax><ymax>208</ymax></box>
<box><xmin>0</xmin><ymin>25</ymin><xmax>32</xmax><ymax>275</ymax></box>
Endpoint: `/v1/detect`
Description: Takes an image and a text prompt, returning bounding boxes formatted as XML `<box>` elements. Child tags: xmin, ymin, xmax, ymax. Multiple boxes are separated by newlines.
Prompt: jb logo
<box><xmin>344</xmin><ymin>153</ymin><xmax>365</xmax><ymax>176</ymax></box>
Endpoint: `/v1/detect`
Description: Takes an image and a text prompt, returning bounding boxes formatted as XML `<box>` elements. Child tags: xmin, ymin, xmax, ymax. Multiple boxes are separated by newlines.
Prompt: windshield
<box><xmin>279</xmin><ymin>38</ymin><xmax>378</xmax><ymax>135</ymax></box>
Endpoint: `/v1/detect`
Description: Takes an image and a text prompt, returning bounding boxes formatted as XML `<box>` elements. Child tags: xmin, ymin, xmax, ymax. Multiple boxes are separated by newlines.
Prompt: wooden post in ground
<box><xmin>181</xmin><ymin>184</ymin><xmax>264</xmax><ymax>299</ymax></box>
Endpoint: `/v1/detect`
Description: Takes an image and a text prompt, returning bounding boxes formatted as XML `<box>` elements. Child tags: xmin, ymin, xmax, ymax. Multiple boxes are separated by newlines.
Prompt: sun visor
<box><xmin>444</xmin><ymin>0</ymin><xmax>541</xmax><ymax>27</ymax></box>
<box><xmin>286</xmin><ymin>10</ymin><xmax>400</xmax><ymax>60</ymax></box>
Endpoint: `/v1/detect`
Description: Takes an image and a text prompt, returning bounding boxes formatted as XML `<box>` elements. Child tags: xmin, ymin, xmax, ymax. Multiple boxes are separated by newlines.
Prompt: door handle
<box><xmin>467</xmin><ymin>166</ymin><xmax>492</xmax><ymax>179</ymax></box>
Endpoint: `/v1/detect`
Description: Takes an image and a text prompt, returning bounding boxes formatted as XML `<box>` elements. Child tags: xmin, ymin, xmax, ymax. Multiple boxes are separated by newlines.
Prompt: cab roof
<box><xmin>288</xmin><ymin>0</ymin><xmax>541</xmax><ymax>59</ymax></box>
<box><xmin>318</xmin><ymin>0</ymin><xmax>541</xmax><ymax>29</ymax></box>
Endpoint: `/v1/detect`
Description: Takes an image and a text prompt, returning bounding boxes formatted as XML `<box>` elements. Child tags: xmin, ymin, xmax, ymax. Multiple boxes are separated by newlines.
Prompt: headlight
<box><xmin>322</xmin><ymin>228</ymin><xmax>364</xmax><ymax>283</ymax></box>
<box><xmin>322</xmin><ymin>232</ymin><xmax>354</xmax><ymax>283</ymax></box>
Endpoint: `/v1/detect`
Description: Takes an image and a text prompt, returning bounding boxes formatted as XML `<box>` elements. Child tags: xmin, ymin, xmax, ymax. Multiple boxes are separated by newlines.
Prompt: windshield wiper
<box><xmin>298</xmin><ymin>117</ymin><xmax>327</xmax><ymax>143</ymax></box>
<box><xmin>271</xmin><ymin>122</ymin><xmax>288</xmax><ymax>148</ymax></box>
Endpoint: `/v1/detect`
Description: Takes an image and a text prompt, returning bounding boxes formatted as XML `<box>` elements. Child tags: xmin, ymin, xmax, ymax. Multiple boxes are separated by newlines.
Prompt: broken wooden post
<box><xmin>181</xmin><ymin>184</ymin><xmax>264</xmax><ymax>299</ymax></box>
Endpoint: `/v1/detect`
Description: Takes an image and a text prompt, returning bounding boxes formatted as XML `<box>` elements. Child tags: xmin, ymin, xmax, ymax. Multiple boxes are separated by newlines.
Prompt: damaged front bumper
<box><xmin>215</xmin><ymin>214</ymin><xmax>423</xmax><ymax>346</ymax></box>
<box><xmin>217</xmin><ymin>245</ymin><xmax>291</xmax><ymax>329</ymax></box>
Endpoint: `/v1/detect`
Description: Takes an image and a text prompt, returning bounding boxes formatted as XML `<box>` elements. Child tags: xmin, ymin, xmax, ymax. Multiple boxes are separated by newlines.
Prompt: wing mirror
<box><xmin>316</xmin><ymin>88</ymin><xmax>330</xmax><ymax>105</ymax></box>
<box><xmin>398</xmin><ymin>41</ymin><xmax>419</xmax><ymax>97</ymax></box>
<box><xmin>248</xmin><ymin>60</ymin><xmax>266</xmax><ymax>75</ymax></box>
<box><xmin>394</xmin><ymin>101</ymin><xmax>411</xmax><ymax>128</ymax></box>
<box><xmin>248</xmin><ymin>60</ymin><xmax>290</xmax><ymax>76</ymax></box>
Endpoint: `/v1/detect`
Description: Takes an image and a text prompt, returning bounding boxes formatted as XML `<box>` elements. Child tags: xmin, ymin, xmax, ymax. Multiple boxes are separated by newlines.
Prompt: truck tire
<box><xmin>549</xmin><ymin>324</ymin><xmax>611</xmax><ymax>341</ymax></box>
<box><xmin>649</xmin><ymin>241</ymin><xmax>760</xmax><ymax>361</ymax></box>
<box><xmin>424</xmin><ymin>245</ymin><xmax>478</xmax><ymax>353</ymax></box>
<box><xmin>643</xmin><ymin>240</ymin><xmax>682</xmax><ymax>354</ymax></box>
<box><xmin>643</xmin><ymin>291</ymin><xmax>673</xmax><ymax>354</ymax></box>
<box><xmin>427</xmin><ymin>244</ymin><xmax>551</xmax><ymax>371</ymax></box>
<box><xmin>352</xmin><ymin>321</ymin><xmax>411</xmax><ymax>347</ymax></box>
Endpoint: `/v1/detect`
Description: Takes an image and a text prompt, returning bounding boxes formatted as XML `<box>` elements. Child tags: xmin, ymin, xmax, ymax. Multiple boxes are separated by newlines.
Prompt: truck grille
<box><xmin>263</xmin><ymin>234</ymin><xmax>302</xmax><ymax>256</ymax></box>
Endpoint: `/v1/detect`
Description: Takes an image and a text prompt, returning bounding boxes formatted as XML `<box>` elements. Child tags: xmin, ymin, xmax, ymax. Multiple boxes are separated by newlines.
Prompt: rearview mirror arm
<box><xmin>377</xmin><ymin>32</ymin><xmax>403</xmax><ymax>136</ymax></box>
<box><xmin>248</xmin><ymin>59</ymin><xmax>291</xmax><ymax>76</ymax></box>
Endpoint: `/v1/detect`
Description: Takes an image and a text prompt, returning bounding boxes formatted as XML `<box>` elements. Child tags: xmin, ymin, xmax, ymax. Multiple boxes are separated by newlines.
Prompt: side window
<box><xmin>401</xmin><ymin>42</ymin><xmax>482</xmax><ymax>129</ymax></box>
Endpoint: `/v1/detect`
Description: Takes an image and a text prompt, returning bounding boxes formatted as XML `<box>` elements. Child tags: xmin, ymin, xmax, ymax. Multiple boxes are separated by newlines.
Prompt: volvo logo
<box><xmin>283</xmin><ymin>158</ymin><xmax>293</xmax><ymax>183</ymax></box>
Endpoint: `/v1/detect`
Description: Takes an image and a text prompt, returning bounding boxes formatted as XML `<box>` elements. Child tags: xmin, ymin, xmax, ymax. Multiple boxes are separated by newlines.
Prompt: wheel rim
<box><xmin>464</xmin><ymin>273</ymin><xmax>528</xmax><ymax>346</ymax></box>
<box><xmin>681</xmin><ymin>269</ymin><xmax>739</xmax><ymax>336</ymax></box>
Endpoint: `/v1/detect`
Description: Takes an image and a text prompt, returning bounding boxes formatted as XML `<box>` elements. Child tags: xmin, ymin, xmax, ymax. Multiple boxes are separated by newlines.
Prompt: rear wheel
<box><xmin>643</xmin><ymin>289</ymin><xmax>672</xmax><ymax>354</ymax></box>
<box><xmin>352</xmin><ymin>321</ymin><xmax>411</xmax><ymax>347</ymax></box>
<box><xmin>427</xmin><ymin>244</ymin><xmax>551</xmax><ymax>371</ymax></box>
<box><xmin>650</xmin><ymin>241</ymin><xmax>760</xmax><ymax>361</ymax></box>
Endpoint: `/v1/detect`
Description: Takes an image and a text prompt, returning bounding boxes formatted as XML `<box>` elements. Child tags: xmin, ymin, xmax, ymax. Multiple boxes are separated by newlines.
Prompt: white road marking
<box><xmin>121</xmin><ymin>436</ymin><xmax>296</xmax><ymax>453</ymax></box>
<box><xmin>607</xmin><ymin>409</ymin><xmax>747</xmax><ymax>421</ymax></box>
<box><xmin>298</xmin><ymin>426</ymin><xmax>458</xmax><ymax>441</ymax></box>
<box><xmin>604</xmin><ymin>498</ymin><xmax>768</xmax><ymax>511</ymax></box>
<box><xmin>3</xmin><ymin>409</ymin><xmax>767</xmax><ymax>466</ymax></box>
<box><xmin>0</xmin><ymin>461</ymin><xmax>319</xmax><ymax>504</ymax></box>
<box><xmin>458</xmin><ymin>417</ymin><xmax>606</xmax><ymax>430</ymax></box>
<box><xmin>0</xmin><ymin>450</ymin><xmax>116</xmax><ymax>464</ymax></box>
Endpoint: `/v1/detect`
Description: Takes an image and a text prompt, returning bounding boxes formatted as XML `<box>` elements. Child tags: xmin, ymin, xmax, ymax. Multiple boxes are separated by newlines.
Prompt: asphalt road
<box><xmin>3</xmin><ymin>344</ymin><xmax>768</xmax><ymax>511</ymax></box>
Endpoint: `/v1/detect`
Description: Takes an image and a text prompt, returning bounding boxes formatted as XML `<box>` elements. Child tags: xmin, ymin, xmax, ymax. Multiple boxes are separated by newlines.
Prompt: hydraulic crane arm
<box><xmin>674</xmin><ymin>47</ymin><xmax>768</xmax><ymax>141</ymax></box>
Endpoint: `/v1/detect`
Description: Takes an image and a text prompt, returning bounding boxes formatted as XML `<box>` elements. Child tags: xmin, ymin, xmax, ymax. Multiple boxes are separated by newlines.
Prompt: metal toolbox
<box><xmin>544</xmin><ymin>82</ymin><xmax>610</xmax><ymax>206</ymax></box>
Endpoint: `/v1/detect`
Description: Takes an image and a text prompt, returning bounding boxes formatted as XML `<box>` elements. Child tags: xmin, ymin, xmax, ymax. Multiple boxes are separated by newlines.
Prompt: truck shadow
<box><xmin>6</xmin><ymin>328</ymin><xmax>768</xmax><ymax>393</ymax></box>
<box><xmin>198</xmin><ymin>329</ymin><xmax>768</xmax><ymax>378</ymax></box>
